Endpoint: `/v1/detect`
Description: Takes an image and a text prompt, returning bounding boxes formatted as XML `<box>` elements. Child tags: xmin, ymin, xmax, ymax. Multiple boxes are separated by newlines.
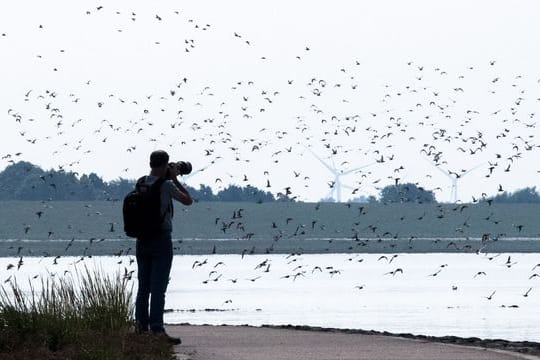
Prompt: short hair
<box><xmin>150</xmin><ymin>150</ymin><xmax>169</xmax><ymax>168</ymax></box>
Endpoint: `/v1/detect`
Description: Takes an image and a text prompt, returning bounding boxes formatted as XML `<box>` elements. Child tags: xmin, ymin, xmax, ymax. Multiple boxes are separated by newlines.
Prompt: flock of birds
<box><xmin>3</xmin><ymin>247</ymin><xmax>539</xmax><ymax>310</ymax></box>
<box><xmin>1</xmin><ymin>4</ymin><xmax>539</xmax><ymax>317</ymax></box>
<box><xmin>3</xmin><ymin>199</ymin><xmax>539</xmax><ymax>310</ymax></box>
<box><xmin>188</xmin><ymin>252</ymin><xmax>539</xmax><ymax>300</ymax></box>
<box><xmin>2</xmin><ymin>5</ymin><xmax>539</xmax><ymax>201</ymax></box>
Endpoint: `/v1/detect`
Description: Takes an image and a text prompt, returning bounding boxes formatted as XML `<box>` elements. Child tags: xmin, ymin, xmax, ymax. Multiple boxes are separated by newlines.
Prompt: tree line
<box><xmin>0</xmin><ymin>162</ymin><xmax>538</xmax><ymax>203</ymax></box>
<box><xmin>0</xmin><ymin>162</ymin><xmax>278</xmax><ymax>202</ymax></box>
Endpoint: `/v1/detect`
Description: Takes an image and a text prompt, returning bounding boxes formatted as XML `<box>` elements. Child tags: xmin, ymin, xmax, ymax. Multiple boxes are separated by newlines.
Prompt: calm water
<box><xmin>1</xmin><ymin>253</ymin><xmax>539</xmax><ymax>342</ymax></box>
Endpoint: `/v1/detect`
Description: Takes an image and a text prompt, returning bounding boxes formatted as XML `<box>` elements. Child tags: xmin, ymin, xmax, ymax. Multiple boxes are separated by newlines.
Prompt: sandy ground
<box><xmin>167</xmin><ymin>325</ymin><xmax>539</xmax><ymax>360</ymax></box>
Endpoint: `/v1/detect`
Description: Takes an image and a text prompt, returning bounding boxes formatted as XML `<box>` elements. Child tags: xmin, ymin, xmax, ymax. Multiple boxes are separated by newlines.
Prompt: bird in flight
<box><xmin>484</xmin><ymin>290</ymin><xmax>496</xmax><ymax>300</ymax></box>
<box><xmin>383</xmin><ymin>268</ymin><xmax>403</xmax><ymax>276</ymax></box>
<box><xmin>473</xmin><ymin>271</ymin><xmax>487</xmax><ymax>278</ymax></box>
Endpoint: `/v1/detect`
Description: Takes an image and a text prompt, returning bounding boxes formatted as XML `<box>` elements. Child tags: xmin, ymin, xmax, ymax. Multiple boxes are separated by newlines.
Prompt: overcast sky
<box><xmin>1</xmin><ymin>0</ymin><xmax>539</xmax><ymax>202</ymax></box>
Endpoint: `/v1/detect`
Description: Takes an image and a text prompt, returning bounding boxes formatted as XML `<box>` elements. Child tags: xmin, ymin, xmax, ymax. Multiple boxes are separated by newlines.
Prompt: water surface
<box><xmin>1</xmin><ymin>252</ymin><xmax>539</xmax><ymax>342</ymax></box>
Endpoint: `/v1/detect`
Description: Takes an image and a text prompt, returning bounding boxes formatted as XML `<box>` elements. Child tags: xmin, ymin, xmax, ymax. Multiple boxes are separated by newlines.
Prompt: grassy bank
<box><xmin>2</xmin><ymin>201</ymin><xmax>540</xmax><ymax>241</ymax></box>
<box><xmin>0</xmin><ymin>267</ymin><xmax>173</xmax><ymax>359</ymax></box>
<box><xmin>1</xmin><ymin>201</ymin><xmax>540</xmax><ymax>257</ymax></box>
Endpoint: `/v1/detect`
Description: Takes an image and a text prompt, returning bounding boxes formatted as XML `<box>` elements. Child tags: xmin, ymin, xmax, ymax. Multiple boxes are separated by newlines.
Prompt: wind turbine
<box><xmin>423</xmin><ymin>157</ymin><xmax>485</xmax><ymax>203</ymax></box>
<box><xmin>304</xmin><ymin>147</ymin><xmax>375</xmax><ymax>202</ymax></box>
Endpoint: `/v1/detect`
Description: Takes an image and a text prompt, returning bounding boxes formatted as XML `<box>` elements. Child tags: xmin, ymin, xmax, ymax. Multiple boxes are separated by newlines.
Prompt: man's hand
<box><xmin>168</xmin><ymin>163</ymin><xmax>180</xmax><ymax>179</ymax></box>
<box><xmin>171</xmin><ymin>177</ymin><xmax>193</xmax><ymax>205</ymax></box>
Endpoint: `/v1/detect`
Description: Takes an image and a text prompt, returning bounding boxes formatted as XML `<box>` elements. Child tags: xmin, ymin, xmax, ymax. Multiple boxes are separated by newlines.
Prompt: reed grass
<box><xmin>0</xmin><ymin>265</ymin><xmax>173</xmax><ymax>359</ymax></box>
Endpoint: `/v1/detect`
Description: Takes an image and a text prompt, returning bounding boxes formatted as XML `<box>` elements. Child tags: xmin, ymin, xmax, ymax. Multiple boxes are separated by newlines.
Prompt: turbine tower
<box><xmin>423</xmin><ymin>158</ymin><xmax>484</xmax><ymax>203</ymax></box>
<box><xmin>305</xmin><ymin>147</ymin><xmax>375</xmax><ymax>202</ymax></box>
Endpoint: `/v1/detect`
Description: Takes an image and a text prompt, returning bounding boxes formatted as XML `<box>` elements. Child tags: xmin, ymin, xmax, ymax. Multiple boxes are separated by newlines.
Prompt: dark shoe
<box><xmin>152</xmin><ymin>330</ymin><xmax>182</xmax><ymax>345</ymax></box>
<box><xmin>135</xmin><ymin>324</ymin><xmax>149</xmax><ymax>334</ymax></box>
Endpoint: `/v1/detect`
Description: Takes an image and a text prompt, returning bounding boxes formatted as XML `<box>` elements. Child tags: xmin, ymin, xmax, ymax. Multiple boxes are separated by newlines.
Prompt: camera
<box><xmin>167</xmin><ymin>161</ymin><xmax>192</xmax><ymax>177</ymax></box>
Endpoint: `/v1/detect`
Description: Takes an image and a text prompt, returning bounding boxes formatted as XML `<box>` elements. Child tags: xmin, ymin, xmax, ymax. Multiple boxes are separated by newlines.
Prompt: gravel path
<box><xmin>167</xmin><ymin>325</ymin><xmax>538</xmax><ymax>360</ymax></box>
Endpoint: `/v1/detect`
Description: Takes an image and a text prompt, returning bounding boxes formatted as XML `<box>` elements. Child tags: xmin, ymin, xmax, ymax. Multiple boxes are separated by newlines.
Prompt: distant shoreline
<box><xmin>1</xmin><ymin>237</ymin><xmax>540</xmax><ymax>257</ymax></box>
<box><xmin>2</xmin><ymin>201</ymin><xmax>540</xmax><ymax>256</ymax></box>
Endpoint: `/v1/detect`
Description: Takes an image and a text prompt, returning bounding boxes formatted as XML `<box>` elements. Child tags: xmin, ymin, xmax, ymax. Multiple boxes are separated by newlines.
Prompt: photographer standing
<box><xmin>135</xmin><ymin>150</ymin><xmax>192</xmax><ymax>344</ymax></box>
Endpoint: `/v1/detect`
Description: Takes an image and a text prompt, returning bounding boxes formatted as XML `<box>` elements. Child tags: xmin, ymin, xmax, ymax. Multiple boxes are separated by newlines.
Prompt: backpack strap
<box><xmin>135</xmin><ymin>176</ymin><xmax>147</xmax><ymax>189</ymax></box>
<box><xmin>136</xmin><ymin>176</ymin><xmax>147</xmax><ymax>184</ymax></box>
<box><xmin>152</xmin><ymin>177</ymin><xmax>167</xmax><ymax>190</ymax></box>
<box><xmin>151</xmin><ymin>177</ymin><xmax>168</xmax><ymax>224</ymax></box>
<box><xmin>136</xmin><ymin>176</ymin><xmax>165</xmax><ymax>189</ymax></box>
<box><xmin>153</xmin><ymin>178</ymin><xmax>174</xmax><ymax>219</ymax></box>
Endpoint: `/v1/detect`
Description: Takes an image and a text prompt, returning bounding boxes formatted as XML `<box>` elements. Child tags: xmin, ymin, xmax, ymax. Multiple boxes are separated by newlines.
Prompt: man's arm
<box><xmin>171</xmin><ymin>177</ymin><xmax>193</xmax><ymax>205</ymax></box>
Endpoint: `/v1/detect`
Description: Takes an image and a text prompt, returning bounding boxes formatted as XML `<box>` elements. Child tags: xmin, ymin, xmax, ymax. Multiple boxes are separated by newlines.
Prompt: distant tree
<box><xmin>105</xmin><ymin>178</ymin><xmax>136</xmax><ymax>201</ymax></box>
<box><xmin>367</xmin><ymin>195</ymin><xmax>378</xmax><ymax>204</ymax></box>
<box><xmin>0</xmin><ymin>161</ymin><xmax>40</xmax><ymax>199</ymax></box>
<box><xmin>350</xmin><ymin>195</ymin><xmax>369</xmax><ymax>203</ymax></box>
<box><xmin>216</xmin><ymin>184</ymin><xmax>275</xmax><ymax>202</ymax></box>
<box><xmin>274</xmin><ymin>191</ymin><xmax>295</xmax><ymax>202</ymax></box>
<box><xmin>379</xmin><ymin>183</ymin><xmax>436</xmax><ymax>204</ymax></box>
<box><xmin>216</xmin><ymin>184</ymin><xmax>243</xmax><ymax>201</ymax></box>
<box><xmin>321</xmin><ymin>195</ymin><xmax>370</xmax><ymax>203</ymax></box>
<box><xmin>0</xmin><ymin>162</ymin><xmax>144</xmax><ymax>200</ymax></box>
<box><xmin>485</xmin><ymin>187</ymin><xmax>540</xmax><ymax>203</ymax></box>
<box><xmin>0</xmin><ymin>161</ymin><xmax>285</xmax><ymax>202</ymax></box>
<box><xmin>188</xmin><ymin>184</ymin><xmax>217</xmax><ymax>201</ymax></box>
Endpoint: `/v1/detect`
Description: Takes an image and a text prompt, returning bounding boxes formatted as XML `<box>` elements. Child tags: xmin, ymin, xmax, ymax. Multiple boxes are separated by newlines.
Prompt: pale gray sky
<box><xmin>1</xmin><ymin>0</ymin><xmax>539</xmax><ymax>202</ymax></box>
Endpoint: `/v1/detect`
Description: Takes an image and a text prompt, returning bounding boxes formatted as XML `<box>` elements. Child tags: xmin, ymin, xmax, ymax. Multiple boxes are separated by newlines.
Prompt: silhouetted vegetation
<box><xmin>2</xmin><ymin>162</ymin><xmax>538</xmax><ymax>204</ymax></box>
<box><xmin>483</xmin><ymin>187</ymin><xmax>540</xmax><ymax>203</ymax></box>
<box><xmin>378</xmin><ymin>183</ymin><xmax>437</xmax><ymax>204</ymax></box>
<box><xmin>0</xmin><ymin>161</ymin><xmax>283</xmax><ymax>202</ymax></box>
<box><xmin>0</xmin><ymin>266</ymin><xmax>173</xmax><ymax>359</ymax></box>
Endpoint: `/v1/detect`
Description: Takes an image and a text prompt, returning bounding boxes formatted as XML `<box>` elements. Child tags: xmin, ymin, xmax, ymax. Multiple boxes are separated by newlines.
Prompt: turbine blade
<box><xmin>461</xmin><ymin>162</ymin><xmax>486</xmax><ymax>176</ymax></box>
<box><xmin>304</xmin><ymin>146</ymin><xmax>337</xmax><ymax>174</ymax></box>
<box><xmin>340</xmin><ymin>162</ymin><xmax>376</xmax><ymax>175</ymax></box>
<box><xmin>422</xmin><ymin>156</ymin><xmax>453</xmax><ymax>179</ymax></box>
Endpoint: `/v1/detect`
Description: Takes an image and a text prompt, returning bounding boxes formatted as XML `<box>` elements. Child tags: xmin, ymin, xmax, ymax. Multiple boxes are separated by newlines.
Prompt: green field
<box><xmin>1</xmin><ymin>201</ymin><xmax>539</xmax><ymax>256</ymax></box>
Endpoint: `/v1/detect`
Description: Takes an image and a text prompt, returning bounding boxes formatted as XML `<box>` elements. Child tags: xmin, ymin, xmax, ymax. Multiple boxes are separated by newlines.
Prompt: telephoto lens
<box><xmin>176</xmin><ymin>161</ymin><xmax>192</xmax><ymax>175</ymax></box>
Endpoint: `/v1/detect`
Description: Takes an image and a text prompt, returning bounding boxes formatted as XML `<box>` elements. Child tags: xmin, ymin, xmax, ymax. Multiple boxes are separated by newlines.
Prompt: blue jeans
<box><xmin>135</xmin><ymin>229</ymin><xmax>173</xmax><ymax>332</ymax></box>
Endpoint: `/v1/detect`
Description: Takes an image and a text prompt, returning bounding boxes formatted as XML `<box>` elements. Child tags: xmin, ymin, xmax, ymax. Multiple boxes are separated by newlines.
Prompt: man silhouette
<box><xmin>135</xmin><ymin>150</ymin><xmax>192</xmax><ymax>344</ymax></box>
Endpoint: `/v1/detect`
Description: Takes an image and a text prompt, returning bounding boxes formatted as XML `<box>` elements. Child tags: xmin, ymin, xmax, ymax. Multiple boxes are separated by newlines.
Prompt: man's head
<box><xmin>150</xmin><ymin>150</ymin><xmax>169</xmax><ymax>169</ymax></box>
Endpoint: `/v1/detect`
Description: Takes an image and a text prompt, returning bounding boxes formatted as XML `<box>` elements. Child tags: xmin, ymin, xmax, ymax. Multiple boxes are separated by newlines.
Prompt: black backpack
<box><xmin>123</xmin><ymin>176</ymin><xmax>167</xmax><ymax>238</ymax></box>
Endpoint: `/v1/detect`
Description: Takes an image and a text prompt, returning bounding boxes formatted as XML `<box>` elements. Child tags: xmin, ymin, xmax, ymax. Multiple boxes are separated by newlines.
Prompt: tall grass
<box><xmin>0</xmin><ymin>265</ymin><xmax>141</xmax><ymax>358</ymax></box>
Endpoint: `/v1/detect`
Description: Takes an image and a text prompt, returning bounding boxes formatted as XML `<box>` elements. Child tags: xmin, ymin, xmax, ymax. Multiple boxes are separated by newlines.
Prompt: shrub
<box><xmin>0</xmin><ymin>265</ymin><xmax>173</xmax><ymax>359</ymax></box>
